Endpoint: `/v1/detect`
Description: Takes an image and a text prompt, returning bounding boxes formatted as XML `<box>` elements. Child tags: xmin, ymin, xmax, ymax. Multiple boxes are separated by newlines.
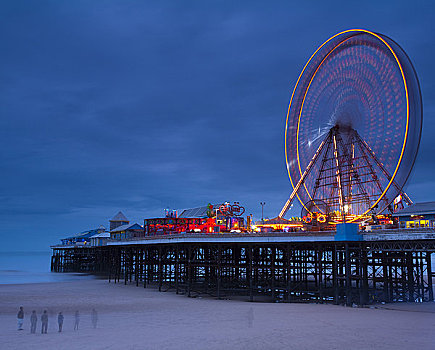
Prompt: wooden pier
<box><xmin>51</xmin><ymin>233</ymin><xmax>435</xmax><ymax>305</ymax></box>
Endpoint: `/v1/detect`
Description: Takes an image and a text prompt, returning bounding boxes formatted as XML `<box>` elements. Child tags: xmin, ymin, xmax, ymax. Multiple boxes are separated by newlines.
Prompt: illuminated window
<box><xmin>406</xmin><ymin>221</ymin><xmax>415</xmax><ymax>228</ymax></box>
<box><xmin>420</xmin><ymin>220</ymin><xmax>429</xmax><ymax>228</ymax></box>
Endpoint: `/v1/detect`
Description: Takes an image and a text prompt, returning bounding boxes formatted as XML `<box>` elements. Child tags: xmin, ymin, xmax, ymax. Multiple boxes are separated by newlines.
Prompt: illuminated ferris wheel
<box><xmin>279</xmin><ymin>29</ymin><xmax>422</xmax><ymax>224</ymax></box>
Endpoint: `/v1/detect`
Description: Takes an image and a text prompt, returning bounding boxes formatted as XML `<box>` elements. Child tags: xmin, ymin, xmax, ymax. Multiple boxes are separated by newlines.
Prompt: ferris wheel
<box><xmin>279</xmin><ymin>29</ymin><xmax>422</xmax><ymax>223</ymax></box>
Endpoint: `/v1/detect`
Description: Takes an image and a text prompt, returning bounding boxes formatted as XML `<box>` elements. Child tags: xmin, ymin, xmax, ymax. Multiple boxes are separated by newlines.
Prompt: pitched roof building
<box><xmin>109</xmin><ymin>211</ymin><xmax>129</xmax><ymax>231</ymax></box>
<box><xmin>110</xmin><ymin>223</ymin><xmax>143</xmax><ymax>240</ymax></box>
<box><xmin>179</xmin><ymin>204</ymin><xmax>223</xmax><ymax>218</ymax></box>
<box><xmin>392</xmin><ymin>202</ymin><xmax>435</xmax><ymax>229</ymax></box>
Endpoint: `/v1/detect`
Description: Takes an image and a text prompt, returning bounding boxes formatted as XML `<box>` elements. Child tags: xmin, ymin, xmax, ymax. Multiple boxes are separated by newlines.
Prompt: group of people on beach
<box><xmin>17</xmin><ymin>307</ymin><xmax>98</xmax><ymax>333</ymax></box>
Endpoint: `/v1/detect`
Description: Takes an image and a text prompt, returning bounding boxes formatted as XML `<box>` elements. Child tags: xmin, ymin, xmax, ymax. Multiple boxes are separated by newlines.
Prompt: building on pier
<box><xmin>252</xmin><ymin>217</ymin><xmax>303</xmax><ymax>232</ymax></box>
<box><xmin>58</xmin><ymin>211</ymin><xmax>134</xmax><ymax>246</ymax></box>
<box><xmin>110</xmin><ymin>211</ymin><xmax>129</xmax><ymax>231</ymax></box>
<box><xmin>393</xmin><ymin>202</ymin><xmax>435</xmax><ymax>229</ymax></box>
<box><xmin>60</xmin><ymin>226</ymin><xmax>106</xmax><ymax>246</ymax></box>
<box><xmin>179</xmin><ymin>204</ymin><xmax>224</xmax><ymax>218</ymax></box>
<box><xmin>178</xmin><ymin>203</ymin><xmax>245</xmax><ymax>233</ymax></box>
<box><xmin>110</xmin><ymin>223</ymin><xmax>144</xmax><ymax>240</ymax></box>
<box><xmin>90</xmin><ymin>231</ymin><xmax>111</xmax><ymax>246</ymax></box>
<box><xmin>144</xmin><ymin>214</ymin><xmax>245</xmax><ymax>235</ymax></box>
<box><xmin>179</xmin><ymin>203</ymin><xmax>231</xmax><ymax>231</ymax></box>
<box><xmin>145</xmin><ymin>217</ymin><xmax>203</xmax><ymax>235</ymax></box>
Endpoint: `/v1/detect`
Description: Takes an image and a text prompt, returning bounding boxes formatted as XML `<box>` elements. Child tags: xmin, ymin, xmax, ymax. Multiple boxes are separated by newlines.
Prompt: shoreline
<box><xmin>0</xmin><ymin>272</ymin><xmax>97</xmax><ymax>286</ymax></box>
<box><xmin>0</xmin><ymin>279</ymin><xmax>434</xmax><ymax>349</ymax></box>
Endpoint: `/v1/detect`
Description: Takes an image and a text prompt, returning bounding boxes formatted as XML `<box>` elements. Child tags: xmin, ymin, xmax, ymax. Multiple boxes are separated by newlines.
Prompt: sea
<box><xmin>0</xmin><ymin>251</ymin><xmax>95</xmax><ymax>284</ymax></box>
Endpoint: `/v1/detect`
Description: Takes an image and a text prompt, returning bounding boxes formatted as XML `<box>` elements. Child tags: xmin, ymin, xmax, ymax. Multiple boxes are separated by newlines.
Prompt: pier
<box><xmin>51</xmin><ymin>231</ymin><xmax>435</xmax><ymax>306</ymax></box>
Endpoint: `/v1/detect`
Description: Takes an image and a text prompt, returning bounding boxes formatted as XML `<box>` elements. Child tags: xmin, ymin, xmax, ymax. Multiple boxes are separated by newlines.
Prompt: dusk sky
<box><xmin>1</xmin><ymin>1</ymin><xmax>434</xmax><ymax>251</ymax></box>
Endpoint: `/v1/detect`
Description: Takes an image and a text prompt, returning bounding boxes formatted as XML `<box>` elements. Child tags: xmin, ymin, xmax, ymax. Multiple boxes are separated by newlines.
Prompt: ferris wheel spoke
<box><xmin>352</xmin><ymin>133</ymin><xmax>392</xmax><ymax>213</ymax></box>
<box><xmin>279</xmin><ymin>135</ymin><xmax>329</xmax><ymax>218</ymax></box>
<box><xmin>353</xmin><ymin>131</ymin><xmax>412</xmax><ymax>207</ymax></box>
<box><xmin>332</xmin><ymin>132</ymin><xmax>346</xmax><ymax>220</ymax></box>
<box><xmin>334</xmin><ymin>128</ymin><xmax>373</xmax><ymax>217</ymax></box>
<box><xmin>311</xmin><ymin>130</ymin><xmax>333</xmax><ymax>201</ymax></box>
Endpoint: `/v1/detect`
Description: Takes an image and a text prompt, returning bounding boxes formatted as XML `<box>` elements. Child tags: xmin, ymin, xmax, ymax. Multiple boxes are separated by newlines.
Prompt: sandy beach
<box><xmin>0</xmin><ymin>279</ymin><xmax>434</xmax><ymax>350</ymax></box>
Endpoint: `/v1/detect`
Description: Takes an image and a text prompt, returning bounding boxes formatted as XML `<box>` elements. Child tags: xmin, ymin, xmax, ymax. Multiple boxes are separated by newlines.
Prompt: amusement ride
<box><xmin>278</xmin><ymin>29</ymin><xmax>422</xmax><ymax>225</ymax></box>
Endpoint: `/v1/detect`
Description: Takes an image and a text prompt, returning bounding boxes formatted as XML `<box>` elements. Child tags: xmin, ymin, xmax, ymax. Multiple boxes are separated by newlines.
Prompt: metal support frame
<box><xmin>332</xmin><ymin>132</ymin><xmax>346</xmax><ymax>219</ymax></box>
<box><xmin>279</xmin><ymin>134</ymin><xmax>330</xmax><ymax>218</ymax></box>
<box><xmin>353</xmin><ymin>131</ymin><xmax>412</xmax><ymax>206</ymax></box>
<box><xmin>334</xmin><ymin>130</ymin><xmax>373</xmax><ymax>212</ymax></box>
<box><xmin>279</xmin><ymin>126</ymin><xmax>413</xmax><ymax>220</ymax></box>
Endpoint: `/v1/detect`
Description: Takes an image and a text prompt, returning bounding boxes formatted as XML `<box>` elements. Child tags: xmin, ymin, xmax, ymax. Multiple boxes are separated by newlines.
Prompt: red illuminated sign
<box><xmin>219</xmin><ymin>202</ymin><xmax>245</xmax><ymax>217</ymax></box>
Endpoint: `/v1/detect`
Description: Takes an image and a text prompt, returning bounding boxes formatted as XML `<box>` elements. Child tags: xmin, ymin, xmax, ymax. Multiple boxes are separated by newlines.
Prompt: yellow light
<box><xmin>317</xmin><ymin>214</ymin><xmax>326</xmax><ymax>223</ymax></box>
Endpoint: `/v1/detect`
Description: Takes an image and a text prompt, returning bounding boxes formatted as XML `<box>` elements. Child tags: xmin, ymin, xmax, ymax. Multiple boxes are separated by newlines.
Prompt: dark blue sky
<box><xmin>1</xmin><ymin>1</ymin><xmax>434</xmax><ymax>251</ymax></box>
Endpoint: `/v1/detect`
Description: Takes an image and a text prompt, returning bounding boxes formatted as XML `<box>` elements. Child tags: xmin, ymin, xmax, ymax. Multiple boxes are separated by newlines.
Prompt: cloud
<box><xmin>0</xmin><ymin>0</ymin><xmax>434</xmax><ymax>250</ymax></box>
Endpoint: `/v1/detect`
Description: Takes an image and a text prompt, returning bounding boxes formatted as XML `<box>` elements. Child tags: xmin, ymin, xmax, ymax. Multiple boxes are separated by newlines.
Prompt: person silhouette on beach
<box><xmin>17</xmin><ymin>306</ymin><xmax>24</xmax><ymax>331</ymax></box>
<box><xmin>41</xmin><ymin>310</ymin><xmax>48</xmax><ymax>334</ymax></box>
<box><xmin>58</xmin><ymin>312</ymin><xmax>64</xmax><ymax>332</ymax></box>
<box><xmin>30</xmin><ymin>310</ymin><xmax>37</xmax><ymax>334</ymax></box>
<box><xmin>247</xmin><ymin>307</ymin><xmax>254</xmax><ymax>328</ymax></box>
<box><xmin>74</xmin><ymin>310</ymin><xmax>80</xmax><ymax>330</ymax></box>
<box><xmin>91</xmin><ymin>308</ymin><xmax>98</xmax><ymax>329</ymax></box>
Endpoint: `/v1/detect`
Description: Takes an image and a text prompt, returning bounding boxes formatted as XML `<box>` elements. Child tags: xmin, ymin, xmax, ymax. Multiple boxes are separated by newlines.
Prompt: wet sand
<box><xmin>0</xmin><ymin>279</ymin><xmax>434</xmax><ymax>350</ymax></box>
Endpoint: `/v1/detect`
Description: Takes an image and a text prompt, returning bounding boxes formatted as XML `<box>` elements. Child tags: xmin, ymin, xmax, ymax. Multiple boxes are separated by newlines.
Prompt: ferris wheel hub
<box><xmin>333</xmin><ymin>124</ymin><xmax>353</xmax><ymax>134</ymax></box>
